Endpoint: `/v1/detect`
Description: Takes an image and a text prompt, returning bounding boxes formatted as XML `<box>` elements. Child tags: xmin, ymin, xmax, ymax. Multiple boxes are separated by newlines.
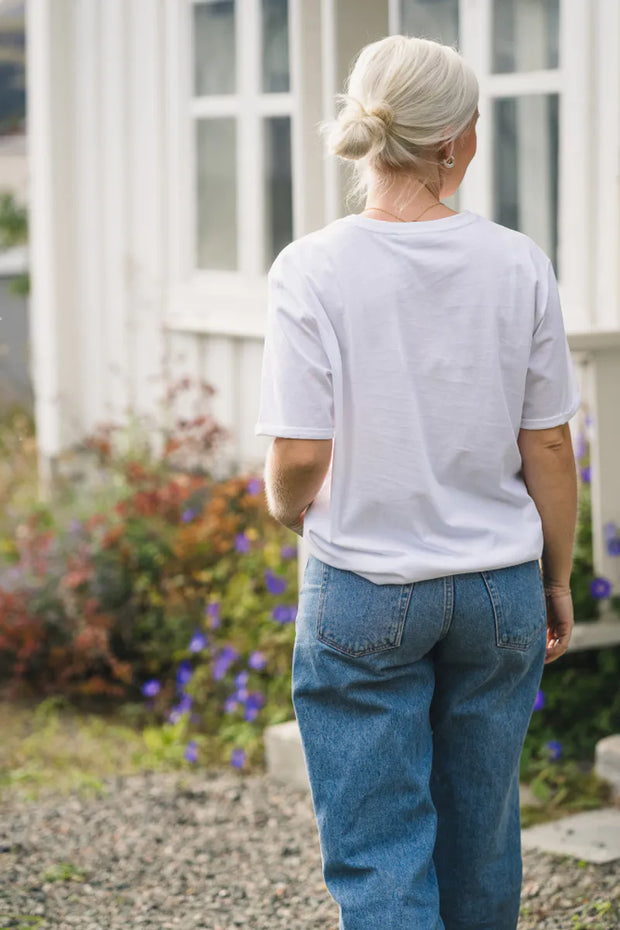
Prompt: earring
<box><xmin>442</xmin><ymin>154</ymin><xmax>455</xmax><ymax>168</ymax></box>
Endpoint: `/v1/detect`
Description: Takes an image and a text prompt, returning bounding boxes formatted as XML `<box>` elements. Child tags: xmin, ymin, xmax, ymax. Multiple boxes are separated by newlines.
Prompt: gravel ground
<box><xmin>0</xmin><ymin>767</ymin><xmax>618</xmax><ymax>930</ymax></box>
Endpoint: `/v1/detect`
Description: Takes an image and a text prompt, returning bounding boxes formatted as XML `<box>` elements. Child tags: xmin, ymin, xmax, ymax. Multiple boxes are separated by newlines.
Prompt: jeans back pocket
<box><xmin>481</xmin><ymin>560</ymin><xmax>547</xmax><ymax>651</ymax></box>
<box><xmin>315</xmin><ymin>561</ymin><xmax>413</xmax><ymax>657</ymax></box>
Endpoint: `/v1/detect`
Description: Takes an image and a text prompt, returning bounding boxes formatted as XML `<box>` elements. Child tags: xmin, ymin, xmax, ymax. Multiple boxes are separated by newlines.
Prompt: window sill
<box><xmin>567</xmin><ymin>331</ymin><xmax>620</xmax><ymax>351</ymax></box>
<box><xmin>164</xmin><ymin>277</ymin><xmax>269</xmax><ymax>339</ymax></box>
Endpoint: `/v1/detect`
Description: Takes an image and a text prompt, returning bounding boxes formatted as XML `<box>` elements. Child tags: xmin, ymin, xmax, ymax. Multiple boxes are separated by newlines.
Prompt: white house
<box><xmin>25</xmin><ymin>0</ymin><xmax>620</xmax><ymax>594</ymax></box>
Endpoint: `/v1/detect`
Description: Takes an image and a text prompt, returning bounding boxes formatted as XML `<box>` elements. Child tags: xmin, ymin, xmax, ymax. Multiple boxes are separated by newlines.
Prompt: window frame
<box><xmin>389</xmin><ymin>0</ymin><xmax>594</xmax><ymax>334</ymax></box>
<box><xmin>164</xmin><ymin>0</ymin><xmax>295</xmax><ymax>337</ymax></box>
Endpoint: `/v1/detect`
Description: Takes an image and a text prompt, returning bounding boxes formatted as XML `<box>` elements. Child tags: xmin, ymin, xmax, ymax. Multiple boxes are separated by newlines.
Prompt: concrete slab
<box><xmin>263</xmin><ymin>719</ymin><xmax>311</xmax><ymax>794</ymax></box>
<box><xmin>521</xmin><ymin>808</ymin><xmax>620</xmax><ymax>863</ymax></box>
<box><xmin>595</xmin><ymin>734</ymin><xmax>620</xmax><ymax>800</ymax></box>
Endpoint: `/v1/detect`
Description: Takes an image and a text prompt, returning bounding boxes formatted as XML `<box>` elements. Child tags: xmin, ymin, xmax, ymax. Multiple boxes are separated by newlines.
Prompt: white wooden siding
<box><xmin>165</xmin><ymin>329</ymin><xmax>267</xmax><ymax>478</ymax></box>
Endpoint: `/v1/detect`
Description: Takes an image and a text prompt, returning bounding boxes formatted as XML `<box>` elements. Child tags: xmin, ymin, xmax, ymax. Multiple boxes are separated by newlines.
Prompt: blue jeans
<box><xmin>291</xmin><ymin>554</ymin><xmax>548</xmax><ymax>930</ymax></box>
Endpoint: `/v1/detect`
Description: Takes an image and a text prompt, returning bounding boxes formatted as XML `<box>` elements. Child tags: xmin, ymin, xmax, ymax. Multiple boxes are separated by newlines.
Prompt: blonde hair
<box><xmin>319</xmin><ymin>34</ymin><xmax>479</xmax><ymax>209</ymax></box>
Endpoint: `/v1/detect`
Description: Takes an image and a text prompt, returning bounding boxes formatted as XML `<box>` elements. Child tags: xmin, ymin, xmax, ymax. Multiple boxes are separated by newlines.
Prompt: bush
<box><xmin>0</xmin><ymin>389</ymin><xmax>303</xmax><ymax>769</ymax></box>
<box><xmin>523</xmin><ymin>645</ymin><xmax>620</xmax><ymax>766</ymax></box>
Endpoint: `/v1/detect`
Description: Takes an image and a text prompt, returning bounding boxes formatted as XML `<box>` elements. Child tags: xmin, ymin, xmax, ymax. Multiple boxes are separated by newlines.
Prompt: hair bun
<box><xmin>365</xmin><ymin>102</ymin><xmax>395</xmax><ymax>129</ymax></box>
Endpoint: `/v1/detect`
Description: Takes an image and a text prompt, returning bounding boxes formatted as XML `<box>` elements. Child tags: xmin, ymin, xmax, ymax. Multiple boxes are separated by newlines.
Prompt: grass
<box><xmin>0</xmin><ymin>694</ymin><xmax>229</xmax><ymax>804</ymax></box>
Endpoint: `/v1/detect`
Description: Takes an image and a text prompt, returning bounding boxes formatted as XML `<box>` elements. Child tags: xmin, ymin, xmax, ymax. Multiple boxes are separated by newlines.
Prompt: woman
<box><xmin>255</xmin><ymin>33</ymin><xmax>581</xmax><ymax>930</ymax></box>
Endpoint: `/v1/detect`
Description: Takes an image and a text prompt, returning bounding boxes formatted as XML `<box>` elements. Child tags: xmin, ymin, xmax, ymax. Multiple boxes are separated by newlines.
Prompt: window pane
<box><xmin>264</xmin><ymin>117</ymin><xmax>292</xmax><ymax>269</ymax></box>
<box><xmin>262</xmin><ymin>0</ymin><xmax>289</xmax><ymax>93</ymax></box>
<box><xmin>194</xmin><ymin>1</ymin><xmax>236</xmax><ymax>95</ymax></box>
<box><xmin>492</xmin><ymin>0</ymin><xmax>559</xmax><ymax>73</ymax></box>
<box><xmin>399</xmin><ymin>0</ymin><xmax>459</xmax><ymax>47</ymax></box>
<box><xmin>196</xmin><ymin>118</ymin><xmax>238</xmax><ymax>270</ymax></box>
<box><xmin>493</xmin><ymin>94</ymin><xmax>559</xmax><ymax>272</ymax></box>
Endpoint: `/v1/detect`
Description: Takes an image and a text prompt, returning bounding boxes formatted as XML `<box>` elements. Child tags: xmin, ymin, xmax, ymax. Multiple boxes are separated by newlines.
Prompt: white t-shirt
<box><xmin>255</xmin><ymin>209</ymin><xmax>582</xmax><ymax>584</ymax></box>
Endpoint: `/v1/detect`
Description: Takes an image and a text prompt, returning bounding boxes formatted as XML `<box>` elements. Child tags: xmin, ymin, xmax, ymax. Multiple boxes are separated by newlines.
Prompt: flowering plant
<box><xmin>571</xmin><ymin>414</ymin><xmax>620</xmax><ymax>618</ymax></box>
<box><xmin>0</xmin><ymin>387</ymin><xmax>304</xmax><ymax>772</ymax></box>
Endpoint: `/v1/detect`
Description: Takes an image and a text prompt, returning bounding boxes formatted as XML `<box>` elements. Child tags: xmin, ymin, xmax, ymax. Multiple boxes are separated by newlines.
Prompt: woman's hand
<box><xmin>543</xmin><ymin>586</ymin><xmax>574</xmax><ymax>664</ymax></box>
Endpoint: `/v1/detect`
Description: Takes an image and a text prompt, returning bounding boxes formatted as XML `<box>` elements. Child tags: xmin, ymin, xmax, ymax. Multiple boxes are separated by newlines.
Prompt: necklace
<box><xmin>361</xmin><ymin>200</ymin><xmax>444</xmax><ymax>222</ymax></box>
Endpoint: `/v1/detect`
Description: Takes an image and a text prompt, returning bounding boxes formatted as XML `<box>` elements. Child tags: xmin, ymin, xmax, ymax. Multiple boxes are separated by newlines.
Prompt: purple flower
<box><xmin>272</xmin><ymin>605</ymin><xmax>288</xmax><ymax>623</ymax></box>
<box><xmin>246</xmin><ymin>477</ymin><xmax>263</xmax><ymax>495</ymax></box>
<box><xmin>212</xmin><ymin>659</ymin><xmax>228</xmax><ymax>681</ymax></box>
<box><xmin>177</xmin><ymin>693</ymin><xmax>193</xmax><ymax>713</ymax></box>
<box><xmin>244</xmin><ymin>691</ymin><xmax>265</xmax><ymax>723</ymax></box>
<box><xmin>230</xmin><ymin>748</ymin><xmax>246</xmax><ymax>769</ymax></box>
<box><xmin>224</xmin><ymin>695</ymin><xmax>240</xmax><ymax>714</ymax></box>
<box><xmin>573</xmin><ymin>432</ymin><xmax>587</xmax><ymax>461</ymax></box>
<box><xmin>604</xmin><ymin>522</ymin><xmax>618</xmax><ymax>544</ymax></box>
<box><xmin>141</xmin><ymin>679</ymin><xmax>161</xmax><ymax>698</ymax></box>
<box><xmin>591</xmin><ymin>576</ymin><xmax>612</xmax><ymax>599</ymax></box>
<box><xmin>212</xmin><ymin>644</ymin><xmax>239</xmax><ymax>681</ymax></box>
<box><xmin>176</xmin><ymin>659</ymin><xmax>193</xmax><ymax>692</ymax></box>
<box><xmin>184</xmin><ymin>740</ymin><xmax>198</xmax><ymax>763</ymax></box>
<box><xmin>272</xmin><ymin>604</ymin><xmax>296</xmax><ymax>624</ymax></box>
<box><xmin>248</xmin><ymin>650</ymin><xmax>267</xmax><ymax>671</ymax></box>
<box><xmin>607</xmin><ymin>538</ymin><xmax>620</xmax><ymax>557</ymax></box>
<box><xmin>280</xmin><ymin>545</ymin><xmax>297</xmax><ymax>560</ymax></box>
<box><xmin>234</xmin><ymin>670</ymin><xmax>249</xmax><ymax>703</ymax></box>
<box><xmin>234</xmin><ymin>533</ymin><xmax>252</xmax><ymax>553</ymax></box>
<box><xmin>533</xmin><ymin>690</ymin><xmax>545</xmax><ymax>711</ymax></box>
<box><xmin>68</xmin><ymin>518</ymin><xmax>83</xmax><ymax>535</ymax></box>
<box><xmin>264</xmin><ymin>569</ymin><xmax>287</xmax><ymax>595</ymax></box>
<box><xmin>546</xmin><ymin>740</ymin><xmax>562</xmax><ymax>761</ymax></box>
<box><xmin>206</xmin><ymin>600</ymin><xmax>221</xmax><ymax>629</ymax></box>
<box><xmin>580</xmin><ymin>465</ymin><xmax>591</xmax><ymax>484</ymax></box>
<box><xmin>169</xmin><ymin>692</ymin><xmax>193</xmax><ymax>723</ymax></box>
<box><xmin>189</xmin><ymin>629</ymin><xmax>208</xmax><ymax>653</ymax></box>
<box><xmin>181</xmin><ymin>508</ymin><xmax>199</xmax><ymax>523</ymax></box>
<box><xmin>585</xmin><ymin>413</ymin><xmax>594</xmax><ymax>427</ymax></box>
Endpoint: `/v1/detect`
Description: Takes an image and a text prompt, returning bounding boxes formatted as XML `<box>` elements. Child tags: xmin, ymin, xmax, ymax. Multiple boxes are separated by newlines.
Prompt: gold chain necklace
<box><xmin>361</xmin><ymin>200</ymin><xmax>444</xmax><ymax>222</ymax></box>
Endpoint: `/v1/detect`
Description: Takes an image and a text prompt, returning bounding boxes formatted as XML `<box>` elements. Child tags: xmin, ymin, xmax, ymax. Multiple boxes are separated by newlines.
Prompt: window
<box><xmin>400</xmin><ymin>0</ymin><xmax>459</xmax><ymax>50</ymax></box>
<box><xmin>492</xmin><ymin>0</ymin><xmax>559</xmax><ymax>73</ymax></box>
<box><xmin>493</xmin><ymin>93</ymin><xmax>559</xmax><ymax>271</ymax></box>
<box><xmin>397</xmin><ymin>0</ymin><xmax>561</xmax><ymax>272</ymax></box>
<box><xmin>190</xmin><ymin>0</ymin><xmax>293</xmax><ymax>277</ymax></box>
<box><xmin>490</xmin><ymin>0</ymin><xmax>560</xmax><ymax>270</ymax></box>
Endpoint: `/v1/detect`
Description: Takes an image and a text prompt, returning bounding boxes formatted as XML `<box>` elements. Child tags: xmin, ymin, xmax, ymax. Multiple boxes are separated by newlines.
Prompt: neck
<box><xmin>364</xmin><ymin>177</ymin><xmax>443</xmax><ymax>220</ymax></box>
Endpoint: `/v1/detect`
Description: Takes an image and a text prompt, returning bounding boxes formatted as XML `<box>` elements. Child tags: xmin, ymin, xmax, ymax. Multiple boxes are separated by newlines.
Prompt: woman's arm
<box><xmin>517</xmin><ymin>422</ymin><xmax>578</xmax><ymax>662</ymax></box>
<box><xmin>264</xmin><ymin>437</ymin><xmax>333</xmax><ymax>533</ymax></box>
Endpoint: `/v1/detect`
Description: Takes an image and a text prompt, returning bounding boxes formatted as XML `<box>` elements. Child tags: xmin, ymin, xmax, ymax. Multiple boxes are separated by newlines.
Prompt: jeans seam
<box><xmin>315</xmin><ymin>562</ymin><xmax>330</xmax><ymax>640</ymax></box>
<box><xmin>438</xmin><ymin>575</ymin><xmax>454</xmax><ymax>639</ymax></box>
<box><xmin>481</xmin><ymin>571</ymin><xmax>503</xmax><ymax>647</ymax></box>
<box><xmin>398</xmin><ymin>583</ymin><xmax>414</xmax><ymax>641</ymax></box>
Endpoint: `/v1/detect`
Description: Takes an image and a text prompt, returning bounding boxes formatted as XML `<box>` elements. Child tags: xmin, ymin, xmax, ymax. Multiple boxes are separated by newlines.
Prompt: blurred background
<box><xmin>0</xmin><ymin>0</ymin><xmax>27</xmax><ymax>411</ymax></box>
<box><xmin>0</xmin><ymin>0</ymin><xmax>619</xmax><ymax>820</ymax></box>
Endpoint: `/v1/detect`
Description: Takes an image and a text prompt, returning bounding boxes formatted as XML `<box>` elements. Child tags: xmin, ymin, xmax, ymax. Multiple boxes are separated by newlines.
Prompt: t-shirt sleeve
<box><xmin>254</xmin><ymin>250</ymin><xmax>335</xmax><ymax>439</ymax></box>
<box><xmin>520</xmin><ymin>258</ymin><xmax>582</xmax><ymax>429</ymax></box>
